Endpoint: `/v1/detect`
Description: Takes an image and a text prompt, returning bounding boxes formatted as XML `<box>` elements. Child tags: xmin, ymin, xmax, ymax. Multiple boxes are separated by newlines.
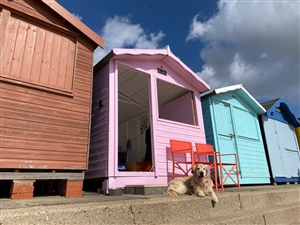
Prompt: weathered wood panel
<box><xmin>1</xmin><ymin>14</ymin><xmax>76</xmax><ymax>93</ymax></box>
<box><xmin>1</xmin><ymin>0</ymin><xmax>78</xmax><ymax>35</ymax></box>
<box><xmin>1</xmin><ymin>117</ymin><xmax>88</xmax><ymax>137</ymax></box>
<box><xmin>0</xmin><ymin>158</ymin><xmax>86</xmax><ymax>170</ymax></box>
<box><xmin>1</xmin><ymin>127</ymin><xmax>88</xmax><ymax>145</ymax></box>
<box><xmin>0</xmin><ymin>9</ymin><xmax>10</xmax><ymax>58</ymax></box>
<box><xmin>0</xmin><ymin>172</ymin><xmax>85</xmax><ymax>180</ymax></box>
<box><xmin>0</xmin><ymin>99</ymin><xmax>89</xmax><ymax>125</ymax></box>
<box><xmin>1</xmin><ymin>137</ymin><xmax>86</xmax><ymax>153</ymax></box>
<box><xmin>0</xmin><ymin>0</ymin><xmax>100</xmax><ymax>172</ymax></box>
<box><xmin>0</xmin><ymin>34</ymin><xmax>93</xmax><ymax>170</ymax></box>
<box><xmin>0</xmin><ymin>82</ymin><xmax>91</xmax><ymax>107</ymax></box>
<box><xmin>85</xmin><ymin>63</ymin><xmax>109</xmax><ymax>179</ymax></box>
<box><xmin>1</xmin><ymin>148</ymin><xmax>87</xmax><ymax>162</ymax></box>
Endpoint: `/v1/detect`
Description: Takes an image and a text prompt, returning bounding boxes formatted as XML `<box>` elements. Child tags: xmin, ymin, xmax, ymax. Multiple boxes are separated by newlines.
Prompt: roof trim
<box><xmin>41</xmin><ymin>0</ymin><xmax>104</xmax><ymax>48</ymax></box>
<box><xmin>201</xmin><ymin>84</ymin><xmax>266</xmax><ymax>114</ymax></box>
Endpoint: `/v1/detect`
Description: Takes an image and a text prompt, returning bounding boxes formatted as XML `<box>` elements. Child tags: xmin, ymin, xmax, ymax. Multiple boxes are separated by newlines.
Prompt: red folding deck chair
<box><xmin>170</xmin><ymin>140</ymin><xmax>194</xmax><ymax>179</ymax></box>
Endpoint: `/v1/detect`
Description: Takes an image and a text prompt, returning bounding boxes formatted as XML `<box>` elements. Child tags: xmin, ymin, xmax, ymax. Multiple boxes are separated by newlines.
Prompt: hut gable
<box><xmin>201</xmin><ymin>84</ymin><xmax>266</xmax><ymax>115</ymax></box>
<box><xmin>97</xmin><ymin>47</ymin><xmax>210</xmax><ymax>93</ymax></box>
<box><xmin>261</xmin><ymin>98</ymin><xmax>300</xmax><ymax>127</ymax></box>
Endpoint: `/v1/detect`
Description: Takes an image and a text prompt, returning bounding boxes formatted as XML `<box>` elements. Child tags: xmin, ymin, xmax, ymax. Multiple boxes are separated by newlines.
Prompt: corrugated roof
<box><xmin>41</xmin><ymin>0</ymin><xmax>104</xmax><ymax>48</ymax></box>
<box><xmin>201</xmin><ymin>84</ymin><xmax>266</xmax><ymax>115</ymax></box>
<box><xmin>94</xmin><ymin>47</ymin><xmax>210</xmax><ymax>93</ymax></box>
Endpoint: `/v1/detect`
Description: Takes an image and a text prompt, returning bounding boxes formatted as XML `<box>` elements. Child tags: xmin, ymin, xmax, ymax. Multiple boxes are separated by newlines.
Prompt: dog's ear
<box><xmin>191</xmin><ymin>165</ymin><xmax>196</xmax><ymax>174</ymax></box>
<box><xmin>206</xmin><ymin>166</ymin><xmax>211</xmax><ymax>177</ymax></box>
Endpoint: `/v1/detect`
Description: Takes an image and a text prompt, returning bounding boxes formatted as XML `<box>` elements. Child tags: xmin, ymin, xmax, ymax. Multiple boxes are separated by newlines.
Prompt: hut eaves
<box><xmin>40</xmin><ymin>0</ymin><xmax>104</xmax><ymax>48</ymax></box>
<box><xmin>201</xmin><ymin>84</ymin><xmax>266</xmax><ymax>115</ymax></box>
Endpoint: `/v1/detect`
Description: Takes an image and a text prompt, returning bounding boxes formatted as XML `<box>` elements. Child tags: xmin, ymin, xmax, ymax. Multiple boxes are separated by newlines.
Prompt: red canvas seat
<box><xmin>170</xmin><ymin>140</ymin><xmax>194</xmax><ymax>179</ymax></box>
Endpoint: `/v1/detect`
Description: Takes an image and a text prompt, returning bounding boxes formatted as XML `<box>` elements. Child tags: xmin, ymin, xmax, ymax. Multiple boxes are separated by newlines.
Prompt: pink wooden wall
<box><xmin>159</xmin><ymin>92</ymin><xmax>195</xmax><ymax>125</ymax></box>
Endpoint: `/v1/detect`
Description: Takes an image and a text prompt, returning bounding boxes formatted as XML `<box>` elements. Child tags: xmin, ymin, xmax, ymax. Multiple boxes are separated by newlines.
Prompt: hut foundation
<box><xmin>10</xmin><ymin>180</ymin><xmax>35</xmax><ymax>200</ymax></box>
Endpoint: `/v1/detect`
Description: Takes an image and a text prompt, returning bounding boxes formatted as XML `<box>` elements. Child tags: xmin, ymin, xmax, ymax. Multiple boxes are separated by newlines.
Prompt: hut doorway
<box><xmin>117</xmin><ymin>65</ymin><xmax>153</xmax><ymax>172</ymax></box>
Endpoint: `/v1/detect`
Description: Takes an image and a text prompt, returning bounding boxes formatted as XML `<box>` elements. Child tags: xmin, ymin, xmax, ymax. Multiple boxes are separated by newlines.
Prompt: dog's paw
<box><xmin>212</xmin><ymin>196</ymin><xmax>218</xmax><ymax>203</ymax></box>
<box><xmin>188</xmin><ymin>190</ymin><xmax>193</xmax><ymax>195</ymax></box>
<box><xmin>166</xmin><ymin>191</ymin><xmax>179</xmax><ymax>197</ymax></box>
<box><xmin>196</xmin><ymin>191</ymin><xmax>205</xmax><ymax>197</ymax></box>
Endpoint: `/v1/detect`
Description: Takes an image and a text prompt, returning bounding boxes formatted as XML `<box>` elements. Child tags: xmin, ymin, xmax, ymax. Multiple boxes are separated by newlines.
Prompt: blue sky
<box><xmin>58</xmin><ymin>0</ymin><xmax>299</xmax><ymax>118</ymax></box>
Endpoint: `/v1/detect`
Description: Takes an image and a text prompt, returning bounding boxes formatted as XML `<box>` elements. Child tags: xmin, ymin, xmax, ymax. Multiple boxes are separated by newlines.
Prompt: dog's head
<box><xmin>191</xmin><ymin>164</ymin><xmax>210</xmax><ymax>180</ymax></box>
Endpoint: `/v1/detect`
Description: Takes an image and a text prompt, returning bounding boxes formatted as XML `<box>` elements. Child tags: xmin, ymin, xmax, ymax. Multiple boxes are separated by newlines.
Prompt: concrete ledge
<box><xmin>0</xmin><ymin>186</ymin><xmax>299</xmax><ymax>225</ymax></box>
<box><xmin>1</xmin><ymin>196</ymin><xmax>239</xmax><ymax>225</ymax></box>
<box><xmin>125</xmin><ymin>184</ymin><xmax>167</xmax><ymax>195</ymax></box>
<box><xmin>183</xmin><ymin>202</ymin><xmax>300</xmax><ymax>225</ymax></box>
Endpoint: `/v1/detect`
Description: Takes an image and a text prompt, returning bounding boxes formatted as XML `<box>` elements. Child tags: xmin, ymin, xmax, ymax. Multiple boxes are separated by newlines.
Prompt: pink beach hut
<box><xmin>85</xmin><ymin>47</ymin><xmax>210</xmax><ymax>192</ymax></box>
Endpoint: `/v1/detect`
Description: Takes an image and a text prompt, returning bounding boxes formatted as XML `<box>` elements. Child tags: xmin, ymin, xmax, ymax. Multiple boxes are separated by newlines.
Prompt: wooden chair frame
<box><xmin>217</xmin><ymin>152</ymin><xmax>241</xmax><ymax>191</ymax></box>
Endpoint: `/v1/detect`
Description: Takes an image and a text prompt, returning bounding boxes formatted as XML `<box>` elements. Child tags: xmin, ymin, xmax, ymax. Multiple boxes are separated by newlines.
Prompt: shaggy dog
<box><xmin>166</xmin><ymin>164</ymin><xmax>218</xmax><ymax>203</ymax></box>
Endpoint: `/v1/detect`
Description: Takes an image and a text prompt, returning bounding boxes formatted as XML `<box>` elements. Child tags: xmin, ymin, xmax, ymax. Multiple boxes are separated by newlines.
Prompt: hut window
<box><xmin>157</xmin><ymin>79</ymin><xmax>197</xmax><ymax>126</ymax></box>
<box><xmin>1</xmin><ymin>14</ymin><xmax>76</xmax><ymax>94</ymax></box>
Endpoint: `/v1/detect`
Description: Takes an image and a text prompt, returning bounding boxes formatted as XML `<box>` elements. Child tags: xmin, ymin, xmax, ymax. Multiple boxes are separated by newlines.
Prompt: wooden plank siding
<box><xmin>154</xmin><ymin>121</ymin><xmax>206</xmax><ymax>176</ymax></box>
<box><xmin>1</xmin><ymin>14</ymin><xmax>77</xmax><ymax>94</ymax></box>
<box><xmin>0</xmin><ymin>36</ymin><xmax>93</xmax><ymax>170</ymax></box>
<box><xmin>85</xmin><ymin>63</ymin><xmax>109</xmax><ymax>179</ymax></box>
<box><xmin>201</xmin><ymin>98</ymin><xmax>215</xmax><ymax>145</ymax></box>
<box><xmin>0</xmin><ymin>0</ymin><xmax>80</xmax><ymax>37</ymax></box>
<box><xmin>0</xmin><ymin>0</ymin><xmax>96</xmax><ymax>170</ymax></box>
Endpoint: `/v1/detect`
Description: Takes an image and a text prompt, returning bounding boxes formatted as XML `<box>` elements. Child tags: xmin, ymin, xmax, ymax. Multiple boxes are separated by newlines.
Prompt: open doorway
<box><xmin>117</xmin><ymin>65</ymin><xmax>153</xmax><ymax>172</ymax></box>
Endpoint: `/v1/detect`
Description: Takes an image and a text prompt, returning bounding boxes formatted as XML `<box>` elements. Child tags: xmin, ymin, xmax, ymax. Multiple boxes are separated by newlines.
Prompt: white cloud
<box><xmin>72</xmin><ymin>13</ymin><xmax>83</xmax><ymax>21</ymax></box>
<box><xmin>187</xmin><ymin>0</ymin><xmax>299</xmax><ymax>113</ymax></box>
<box><xmin>94</xmin><ymin>15</ymin><xmax>165</xmax><ymax>65</ymax></box>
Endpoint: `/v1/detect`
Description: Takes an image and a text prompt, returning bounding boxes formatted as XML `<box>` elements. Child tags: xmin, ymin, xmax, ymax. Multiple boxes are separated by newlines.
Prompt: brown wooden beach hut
<box><xmin>0</xmin><ymin>0</ymin><xmax>104</xmax><ymax>199</ymax></box>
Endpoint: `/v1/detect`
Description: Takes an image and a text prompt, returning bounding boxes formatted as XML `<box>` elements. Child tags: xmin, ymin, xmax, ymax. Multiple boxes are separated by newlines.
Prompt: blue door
<box><xmin>274</xmin><ymin>120</ymin><xmax>300</xmax><ymax>181</ymax></box>
<box><xmin>213</xmin><ymin>99</ymin><xmax>239</xmax><ymax>184</ymax></box>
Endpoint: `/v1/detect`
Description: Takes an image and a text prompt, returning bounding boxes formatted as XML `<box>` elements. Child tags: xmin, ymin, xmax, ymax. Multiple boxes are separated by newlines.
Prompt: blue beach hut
<box><xmin>260</xmin><ymin>98</ymin><xmax>300</xmax><ymax>184</ymax></box>
<box><xmin>201</xmin><ymin>84</ymin><xmax>270</xmax><ymax>185</ymax></box>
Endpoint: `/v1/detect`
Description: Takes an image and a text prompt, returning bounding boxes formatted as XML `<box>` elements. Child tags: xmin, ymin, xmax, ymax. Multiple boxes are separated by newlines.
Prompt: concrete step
<box><xmin>0</xmin><ymin>186</ymin><xmax>299</xmax><ymax>224</ymax></box>
<box><xmin>168</xmin><ymin>201</ymin><xmax>300</xmax><ymax>225</ymax></box>
<box><xmin>288</xmin><ymin>219</ymin><xmax>300</xmax><ymax>225</ymax></box>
